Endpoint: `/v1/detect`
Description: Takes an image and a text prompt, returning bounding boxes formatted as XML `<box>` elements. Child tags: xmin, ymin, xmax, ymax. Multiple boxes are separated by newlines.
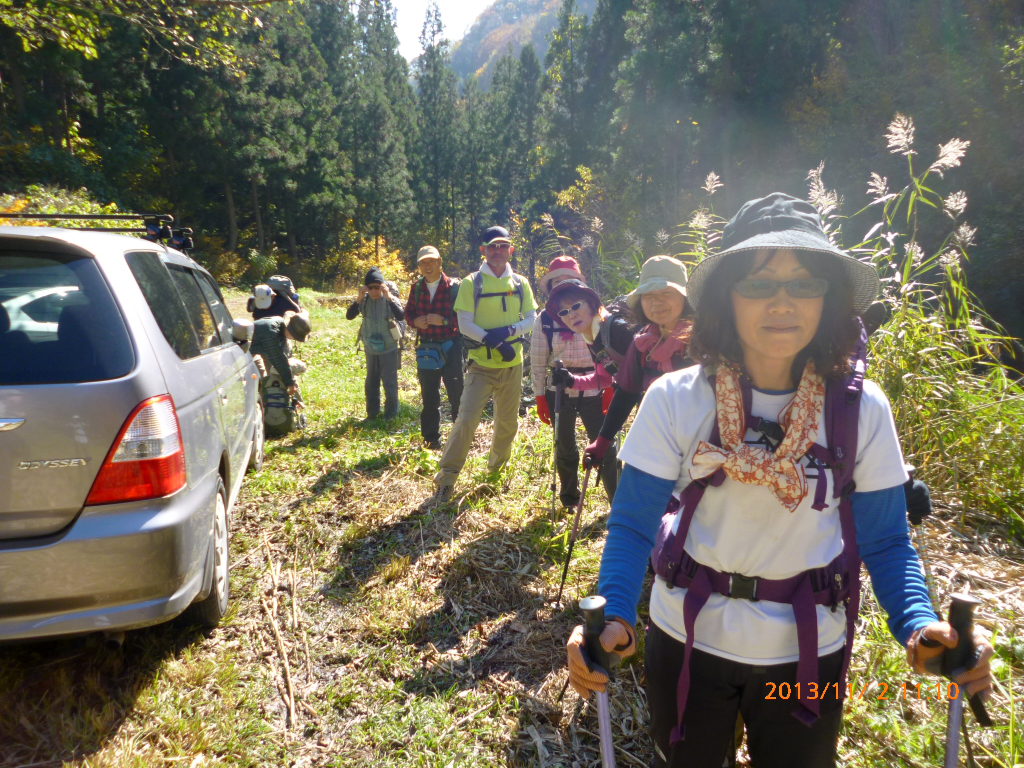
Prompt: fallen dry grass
<box><xmin>0</xmin><ymin>291</ymin><xmax>1020</xmax><ymax>767</ymax></box>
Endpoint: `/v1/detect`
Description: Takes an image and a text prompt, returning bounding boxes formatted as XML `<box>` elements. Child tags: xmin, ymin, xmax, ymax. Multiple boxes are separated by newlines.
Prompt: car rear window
<box><xmin>0</xmin><ymin>251</ymin><xmax>135</xmax><ymax>385</ymax></box>
<box><xmin>196</xmin><ymin>271</ymin><xmax>235</xmax><ymax>345</ymax></box>
<box><xmin>125</xmin><ymin>251</ymin><xmax>202</xmax><ymax>359</ymax></box>
<box><xmin>166</xmin><ymin>264</ymin><xmax>222</xmax><ymax>351</ymax></box>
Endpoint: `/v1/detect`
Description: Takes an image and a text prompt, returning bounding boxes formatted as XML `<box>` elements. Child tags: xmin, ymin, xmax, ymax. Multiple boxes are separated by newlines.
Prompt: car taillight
<box><xmin>86</xmin><ymin>394</ymin><xmax>187</xmax><ymax>505</ymax></box>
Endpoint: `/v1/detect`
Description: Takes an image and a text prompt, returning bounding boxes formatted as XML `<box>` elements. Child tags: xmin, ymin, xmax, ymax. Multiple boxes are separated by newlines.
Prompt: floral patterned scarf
<box><xmin>633</xmin><ymin>319</ymin><xmax>691</xmax><ymax>373</ymax></box>
<box><xmin>690</xmin><ymin>360</ymin><xmax>826</xmax><ymax>512</ymax></box>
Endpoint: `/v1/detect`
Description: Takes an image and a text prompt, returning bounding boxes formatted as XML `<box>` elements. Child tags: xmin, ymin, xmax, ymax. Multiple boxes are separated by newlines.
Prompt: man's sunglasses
<box><xmin>733</xmin><ymin>278</ymin><xmax>829</xmax><ymax>300</ymax></box>
<box><xmin>368</xmin><ymin>284</ymin><xmax>383</xmax><ymax>291</ymax></box>
<box><xmin>485</xmin><ymin>242</ymin><xmax>511</xmax><ymax>250</ymax></box>
<box><xmin>557</xmin><ymin>301</ymin><xmax>586</xmax><ymax>318</ymax></box>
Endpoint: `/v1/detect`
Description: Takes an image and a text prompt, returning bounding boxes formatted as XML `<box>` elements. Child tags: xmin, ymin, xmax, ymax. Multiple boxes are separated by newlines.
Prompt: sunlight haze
<box><xmin>394</xmin><ymin>0</ymin><xmax>490</xmax><ymax>61</ymax></box>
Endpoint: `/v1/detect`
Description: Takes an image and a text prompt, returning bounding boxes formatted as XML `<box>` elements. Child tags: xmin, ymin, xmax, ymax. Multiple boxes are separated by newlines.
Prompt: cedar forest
<box><xmin>1</xmin><ymin>0</ymin><xmax>1023</xmax><ymax>338</ymax></box>
<box><xmin>2</xmin><ymin>2</ymin><xmax>1024</xmax><ymax>766</ymax></box>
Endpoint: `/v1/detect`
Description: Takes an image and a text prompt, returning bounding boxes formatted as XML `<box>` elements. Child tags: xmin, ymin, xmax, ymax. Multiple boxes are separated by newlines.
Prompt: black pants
<box><xmin>645</xmin><ymin>622</ymin><xmax>844</xmax><ymax>768</ymax></box>
<box><xmin>417</xmin><ymin>337</ymin><xmax>464</xmax><ymax>443</ymax></box>
<box><xmin>544</xmin><ymin>391</ymin><xmax>618</xmax><ymax>507</ymax></box>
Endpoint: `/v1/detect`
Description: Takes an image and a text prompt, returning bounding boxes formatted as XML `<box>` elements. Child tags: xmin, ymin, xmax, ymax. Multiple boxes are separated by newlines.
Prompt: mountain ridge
<box><xmin>449</xmin><ymin>0</ymin><xmax>597</xmax><ymax>88</ymax></box>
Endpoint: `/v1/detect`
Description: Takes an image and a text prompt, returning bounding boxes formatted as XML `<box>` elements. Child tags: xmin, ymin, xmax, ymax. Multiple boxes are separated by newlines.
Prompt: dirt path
<box><xmin>1</xmin><ymin>293</ymin><xmax>1020</xmax><ymax>767</ymax></box>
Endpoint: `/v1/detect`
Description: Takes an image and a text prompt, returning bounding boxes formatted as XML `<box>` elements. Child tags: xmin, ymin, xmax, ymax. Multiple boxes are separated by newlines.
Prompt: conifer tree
<box><xmin>354</xmin><ymin>0</ymin><xmax>416</xmax><ymax>254</ymax></box>
<box><xmin>459</xmin><ymin>75</ymin><xmax>493</xmax><ymax>256</ymax></box>
<box><xmin>413</xmin><ymin>3</ymin><xmax>461</xmax><ymax>253</ymax></box>
<box><xmin>543</xmin><ymin>0</ymin><xmax>590</xmax><ymax>194</ymax></box>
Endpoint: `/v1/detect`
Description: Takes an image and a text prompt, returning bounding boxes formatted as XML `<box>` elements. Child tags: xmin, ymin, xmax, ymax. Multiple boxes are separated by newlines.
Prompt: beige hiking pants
<box><xmin>434</xmin><ymin>361</ymin><xmax>523</xmax><ymax>487</ymax></box>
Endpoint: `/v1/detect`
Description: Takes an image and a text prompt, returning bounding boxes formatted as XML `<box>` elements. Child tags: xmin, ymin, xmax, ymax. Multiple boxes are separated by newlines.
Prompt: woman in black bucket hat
<box><xmin>563</xmin><ymin>193</ymin><xmax>993</xmax><ymax>767</ymax></box>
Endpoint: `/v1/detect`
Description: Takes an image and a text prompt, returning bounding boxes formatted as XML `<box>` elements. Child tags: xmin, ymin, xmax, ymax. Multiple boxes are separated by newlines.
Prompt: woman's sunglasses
<box><xmin>557</xmin><ymin>301</ymin><xmax>586</xmax><ymax>318</ymax></box>
<box><xmin>733</xmin><ymin>278</ymin><xmax>829</xmax><ymax>300</ymax></box>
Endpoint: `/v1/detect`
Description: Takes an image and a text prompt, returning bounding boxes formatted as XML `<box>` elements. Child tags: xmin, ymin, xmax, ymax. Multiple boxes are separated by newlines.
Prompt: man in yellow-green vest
<box><xmin>431</xmin><ymin>226</ymin><xmax>537</xmax><ymax>503</ymax></box>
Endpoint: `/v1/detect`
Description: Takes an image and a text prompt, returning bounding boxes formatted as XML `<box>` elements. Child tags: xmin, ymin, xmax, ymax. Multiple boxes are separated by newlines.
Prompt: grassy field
<box><xmin>1</xmin><ymin>290</ymin><xmax>1022</xmax><ymax>767</ymax></box>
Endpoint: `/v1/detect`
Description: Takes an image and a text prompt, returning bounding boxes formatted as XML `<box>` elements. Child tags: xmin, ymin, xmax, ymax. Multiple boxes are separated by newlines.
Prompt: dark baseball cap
<box><xmin>482</xmin><ymin>226</ymin><xmax>511</xmax><ymax>245</ymax></box>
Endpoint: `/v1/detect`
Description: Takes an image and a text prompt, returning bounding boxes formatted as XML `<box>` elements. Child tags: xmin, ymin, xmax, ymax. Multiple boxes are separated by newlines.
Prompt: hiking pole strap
<box><xmin>943</xmin><ymin>594</ymin><xmax>993</xmax><ymax>727</ymax></box>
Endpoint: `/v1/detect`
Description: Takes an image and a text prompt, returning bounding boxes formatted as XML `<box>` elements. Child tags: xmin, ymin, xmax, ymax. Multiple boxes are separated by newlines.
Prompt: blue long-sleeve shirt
<box><xmin>596</xmin><ymin>464</ymin><xmax>937</xmax><ymax>646</ymax></box>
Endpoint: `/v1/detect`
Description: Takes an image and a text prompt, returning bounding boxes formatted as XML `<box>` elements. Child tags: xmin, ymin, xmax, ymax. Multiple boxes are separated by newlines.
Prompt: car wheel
<box><xmin>248</xmin><ymin>400</ymin><xmax>265</xmax><ymax>473</ymax></box>
<box><xmin>186</xmin><ymin>478</ymin><xmax>230</xmax><ymax>628</ymax></box>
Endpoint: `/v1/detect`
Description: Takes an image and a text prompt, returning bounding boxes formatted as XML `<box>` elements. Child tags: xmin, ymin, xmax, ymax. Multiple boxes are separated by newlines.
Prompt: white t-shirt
<box><xmin>426</xmin><ymin>277</ymin><xmax>441</xmax><ymax>301</ymax></box>
<box><xmin>619</xmin><ymin>364</ymin><xmax>908</xmax><ymax>664</ymax></box>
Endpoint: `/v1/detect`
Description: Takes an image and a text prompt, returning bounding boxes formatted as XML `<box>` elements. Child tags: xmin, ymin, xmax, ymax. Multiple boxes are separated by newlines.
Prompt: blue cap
<box><xmin>482</xmin><ymin>226</ymin><xmax>511</xmax><ymax>245</ymax></box>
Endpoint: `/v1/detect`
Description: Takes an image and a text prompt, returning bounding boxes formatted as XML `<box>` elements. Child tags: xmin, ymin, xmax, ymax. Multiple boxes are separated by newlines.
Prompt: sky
<box><xmin>393</xmin><ymin>0</ymin><xmax>491</xmax><ymax>61</ymax></box>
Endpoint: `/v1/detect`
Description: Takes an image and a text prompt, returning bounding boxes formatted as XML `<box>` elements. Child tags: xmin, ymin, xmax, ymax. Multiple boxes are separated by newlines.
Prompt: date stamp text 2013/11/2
<box><xmin>765</xmin><ymin>681</ymin><xmax>961</xmax><ymax>701</ymax></box>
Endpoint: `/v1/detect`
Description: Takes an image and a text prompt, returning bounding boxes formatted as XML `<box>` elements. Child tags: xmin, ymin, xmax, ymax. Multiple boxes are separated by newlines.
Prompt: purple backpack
<box><xmin>650</xmin><ymin>323</ymin><xmax>867</xmax><ymax>744</ymax></box>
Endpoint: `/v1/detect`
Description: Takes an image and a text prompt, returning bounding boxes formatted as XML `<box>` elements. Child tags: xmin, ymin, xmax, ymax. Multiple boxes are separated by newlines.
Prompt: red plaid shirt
<box><xmin>404</xmin><ymin>273</ymin><xmax>459</xmax><ymax>342</ymax></box>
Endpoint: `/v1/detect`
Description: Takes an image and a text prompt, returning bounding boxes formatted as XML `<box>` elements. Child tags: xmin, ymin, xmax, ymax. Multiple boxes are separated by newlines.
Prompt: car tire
<box><xmin>186</xmin><ymin>478</ymin><xmax>230</xmax><ymax>628</ymax></box>
<box><xmin>248</xmin><ymin>400</ymin><xmax>265</xmax><ymax>473</ymax></box>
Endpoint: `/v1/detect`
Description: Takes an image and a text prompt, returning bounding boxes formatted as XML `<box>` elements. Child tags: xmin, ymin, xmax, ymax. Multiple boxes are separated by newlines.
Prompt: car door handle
<box><xmin>218</xmin><ymin>388</ymin><xmax>228</xmax><ymax>406</ymax></box>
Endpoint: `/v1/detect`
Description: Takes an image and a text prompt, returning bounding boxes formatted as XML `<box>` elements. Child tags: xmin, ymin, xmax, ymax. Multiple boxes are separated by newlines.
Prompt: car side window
<box><xmin>196</xmin><ymin>272</ymin><xmax>234</xmax><ymax>346</ymax></box>
<box><xmin>125</xmin><ymin>251</ymin><xmax>202</xmax><ymax>360</ymax></box>
<box><xmin>167</xmin><ymin>264</ymin><xmax>221</xmax><ymax>351</ymax></box>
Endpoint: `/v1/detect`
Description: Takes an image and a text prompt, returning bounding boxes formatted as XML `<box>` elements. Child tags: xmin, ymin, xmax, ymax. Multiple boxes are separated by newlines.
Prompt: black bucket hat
<box><xmin>686</xmin><ymin>192</ymin><xmax>880</xmax><ymax>315</ymax></box>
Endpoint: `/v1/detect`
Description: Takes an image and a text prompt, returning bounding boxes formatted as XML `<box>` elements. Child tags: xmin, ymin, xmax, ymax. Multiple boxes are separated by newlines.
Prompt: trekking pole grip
<box><xmin>943</xmin><ymin>594</ymin><xmax>993</xmax><ymax>727</ymax></box>
<box><xmin>581</xmin><ymin>595</ymin><xmax>611</xmax><ymax>674</ymax></box>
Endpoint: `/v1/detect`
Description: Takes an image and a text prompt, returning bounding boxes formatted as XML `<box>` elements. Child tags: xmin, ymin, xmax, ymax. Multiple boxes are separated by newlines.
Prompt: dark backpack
<box><xmin>462</xmin><ymin>270</ymin><xmax>528</xmax><ymax>356</ymax></box>
<box><xmin>649</xmin><ymin>321</ymin><xmax>867</xmax><ymax>745</ymax></box>
<box><xmin>469</xmin><ymin>270</ymin><xmax>525</xmax><ymax>313</ymax></box>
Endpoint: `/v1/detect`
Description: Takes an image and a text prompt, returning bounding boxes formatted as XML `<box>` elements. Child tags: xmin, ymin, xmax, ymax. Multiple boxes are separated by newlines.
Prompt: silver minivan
<box><xmin>0</xmin><ymin>227</ymin><xmax>264</xmax><ymax>640</ymax></box>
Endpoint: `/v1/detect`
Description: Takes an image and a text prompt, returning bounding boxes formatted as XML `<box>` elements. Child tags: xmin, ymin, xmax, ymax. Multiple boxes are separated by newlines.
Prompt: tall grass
<box><xmin>839</xmin><ymin>114</ymin><xmax>1024</xmax><ymax>532</ymax></box>
<box><xmin>557</xmin><ymin>117</ymin><xmax>1024</xmax><ymax>533</ymax></box>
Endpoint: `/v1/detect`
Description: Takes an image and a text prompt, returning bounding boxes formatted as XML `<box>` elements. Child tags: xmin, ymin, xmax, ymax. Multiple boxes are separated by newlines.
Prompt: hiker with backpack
<box><xmin>251</xmin><ymin>312</ymin><xmax>312</xmax><ymax>395</ymax></box>
<box><xmin>431</xmin><ymin>225</ymin><xmax>537</xmax><ymax>504</ymax></box>
<box><xmin>564</xmin><ymin>194</ymin><xmax>992</xmax><ymax>767</ymax></box>
<box><xmin>533</xmin><ymin>274</ymin><xmax>632</xmax><ymax>506</ymax></box>
<box><xmin>405</xmin><ymin>245</ymin><xmax>463</xmax><ymax>450</ymax></box>
<box><xmin>347</xmin><ymin>267</ymin><xmax>405</xmax><ymax>421</ymax></box>
<box><xmin>250</xmin><ymin>274</ymin><xmax>302</xmax><ymax>320</ymax></box>
<box><xmin>581</xmin><ymin>255</ymin><xmax>694</xmax><ymax>469</ymax></box>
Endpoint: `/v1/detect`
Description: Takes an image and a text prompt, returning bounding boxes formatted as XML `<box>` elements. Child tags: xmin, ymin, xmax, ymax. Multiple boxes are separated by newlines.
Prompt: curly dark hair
<box><xmin>690</xmin><ymin>250</ymin><xmax>859</xmax><ymax>382</ymax></box>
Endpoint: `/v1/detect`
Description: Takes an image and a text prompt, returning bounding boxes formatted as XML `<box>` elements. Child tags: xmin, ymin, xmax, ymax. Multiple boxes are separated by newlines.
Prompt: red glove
<box><xmin>584</xmin><ymin>436</ymin><xmax>611</xmax><ymax>466</ymax></box>
<box><xmin>536</xmin><ymin>396</ymin><xmax>551</xmax><ymax>425</ymax></box>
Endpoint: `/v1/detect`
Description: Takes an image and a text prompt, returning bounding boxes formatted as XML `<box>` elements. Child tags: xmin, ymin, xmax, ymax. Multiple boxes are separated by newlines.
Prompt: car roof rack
<box><xmin>1</xmin><ymin>213</ymin><xmax>195</xmax><ymax>252</ymax></box>
<box><xmin>0</xmin><ymin>212</ymin><xmax>173</xmax><ymax>233</ymax></box>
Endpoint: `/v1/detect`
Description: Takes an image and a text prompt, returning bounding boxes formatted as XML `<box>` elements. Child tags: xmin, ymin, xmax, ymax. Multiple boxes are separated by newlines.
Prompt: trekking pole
<box><xmin>550</xmin><ymin>360</ymin><xmax>565</xmax><ymax>521</ymax></box>
<box><xmin>941</xmin><ymin>594</ymin><xmax>993</xmax><ymax>768</ymax></box>
<box><xmin>555</xmin><ymin>458</ymin><xmax>594</xmax><ymax>610</ymax></box>
<box><xmin>581</xmin><ymin>595</ymin><xmax>617</xmax><ymax>768</ymax></box>
<box><xmin>905</xmin><ymin>468</ymin><xmax>940</xmax><ymax>611</ymax></box>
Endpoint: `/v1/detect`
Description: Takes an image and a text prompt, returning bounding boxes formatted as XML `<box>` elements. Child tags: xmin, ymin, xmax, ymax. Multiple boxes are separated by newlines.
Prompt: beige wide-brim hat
<box><xmin>625</xmin><ymin>255</ymin><xmax>688</xmax><ymax>309</ymax></box>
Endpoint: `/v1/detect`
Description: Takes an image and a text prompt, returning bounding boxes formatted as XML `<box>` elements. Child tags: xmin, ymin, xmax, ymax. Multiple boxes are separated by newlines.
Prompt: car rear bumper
<box><xmin>0</xmin><ymin>470</ymin><xmax>217</xmax><ymax>641</ymax></box>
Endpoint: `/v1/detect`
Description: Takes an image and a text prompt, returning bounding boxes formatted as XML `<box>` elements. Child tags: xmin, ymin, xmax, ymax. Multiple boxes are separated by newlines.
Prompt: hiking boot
<box><xmin>432</xmin><ymin>483</ymin><xmax>455</xmax><ymax>506</ymax></box>
<box><xmin>425</xmin><ymin>440</ymin><xmax>443</xmax><ymax>450</ymax></box>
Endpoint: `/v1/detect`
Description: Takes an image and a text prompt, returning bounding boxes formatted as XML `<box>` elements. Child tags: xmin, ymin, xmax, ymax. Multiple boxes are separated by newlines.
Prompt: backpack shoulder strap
<box><xmin>600</xmin><ymin>315</ymin><xmax>627</xmax><ymax>366</ymax></box>
<box><xmin>826</xmin><ymin>320</ymin><xmax>867</xmax><ymax>495</ymax></box>
<box><xmin>824</xmin><ymin>318</ymin><xmax>868</xmax><ymax>705</ymax></box>
<box><xmin>540</xmin><ymin>309</ymin><xmax>555</xmax><ymax>351</ymax></box>
<box><xmin>470</xmin><ymin>271</ymin><xmax>484</xmax><ymax>311</ymax></box>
